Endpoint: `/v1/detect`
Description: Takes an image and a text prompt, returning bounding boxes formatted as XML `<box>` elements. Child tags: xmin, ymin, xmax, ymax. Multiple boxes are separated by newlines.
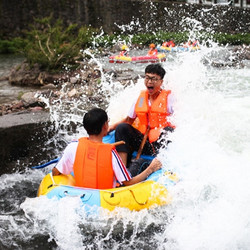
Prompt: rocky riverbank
<box><xmin>1</xmin><ymin>44</ymin><xmax>250</xmax><ymax>116</ymax></box>
<box><xmin>0</xmin><ymin>58</ymin><xmax>140</xmax><ymax>170</ymax></box>
<box><xmin>0</xmin><ymin>60</ymin><xmax>139</xmax><ymax>116</ymax></box>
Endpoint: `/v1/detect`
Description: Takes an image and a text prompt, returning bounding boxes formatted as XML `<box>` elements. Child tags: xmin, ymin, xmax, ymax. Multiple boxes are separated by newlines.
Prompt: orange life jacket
<box><xmin>169</xmin><ymin>41</ymin><xmax>175</xmax><ymax>47</ymax></box>
<box><xmin>147</xmin><ymin>49</ymin><xmax>158</xmax><ymax>56</ymax></box>
<box><xmin>119</xmin><ymin>50</ymin><xmax>128</xmax><ymax>56</ymax></box>
<box><xmin>73</xmin><ymin>137</ymin><xmax>114</xmax><ymax>189</ymax></box>
<box><xmin>135</xmin><ymin>90</ymin><xmax>175</xmax><ymax>143</ymax></box>
<box><xmin>163</xmin><ymin>41</ymin><xmax>175</xmax><ymax>47</ymax></box>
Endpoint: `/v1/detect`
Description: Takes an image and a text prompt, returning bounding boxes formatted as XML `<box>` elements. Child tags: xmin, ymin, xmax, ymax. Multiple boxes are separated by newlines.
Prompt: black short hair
<box><xmin>83</xmin><ymin>108</ymin><xmax>108</xmax><ymax>135</ymax></box>
<box><xmin>145</xmin><ymin>63</ymin><xmax>166</xmax><ymax>79</ymax></box>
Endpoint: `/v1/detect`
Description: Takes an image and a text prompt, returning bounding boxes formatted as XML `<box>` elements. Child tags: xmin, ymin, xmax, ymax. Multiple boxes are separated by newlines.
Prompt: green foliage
<box><xmin>92</xmin><ymin>33</ymin><xmax>128</xmax><ymax>48</ymax></box>
<box><xmin>0</xmin><ymin>38</ymin><xmax>26</xmax><ymax>54</ymax></box>
<box><xmin>94</xmin><ymin>31</ymin><xmax>249</xmax><ymax>48</ymax></box>
<box><xmin>23</xmin><ymin>16</ymin><xmax>97</xmax><ymax>71</ymax></box>
<box><xmin>93</xmin><ymin>31</ymin><xmax>189</xmax><ymax>48</ymax></box>
<box><xmin>1</xmin><ymin>21</ymin><xmax>249</xmax><ymax>71</ymax></box>
<box><xmin>212</xmin><ymin>33</ymin><xmax>250</xmax><ymax>45</ymax></box>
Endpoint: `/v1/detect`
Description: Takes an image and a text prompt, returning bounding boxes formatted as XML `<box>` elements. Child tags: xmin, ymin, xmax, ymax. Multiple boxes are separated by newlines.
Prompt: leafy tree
<box><xmin>23</xmin><ymin>16</ymin><xmax>97</xmax><ymax>71</ymax></box>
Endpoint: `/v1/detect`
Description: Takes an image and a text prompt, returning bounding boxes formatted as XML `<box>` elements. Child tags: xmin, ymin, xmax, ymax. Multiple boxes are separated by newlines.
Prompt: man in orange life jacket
<box><xmin>109</xmin><ymin>64</ymin><xmax>175</xmax><ymax>167</ymax></box>
<box><xmin>147</xmin><ymin>43</ymin><xmax>158</xmax><ymax>56</ymax></box>
<box><xmin>119</xmin><ymin>45</ymin><xmax>129</xmax><ymax>56</ymax></box>
<box><xmin>162</xmin><ymin>39</ymin><xmax>175</xmax><ymax>48</ymax></box>
<box><xmin>52</xmin><ymin>108</ymin><xmax>162</xmax><ymax>189</ymax></box>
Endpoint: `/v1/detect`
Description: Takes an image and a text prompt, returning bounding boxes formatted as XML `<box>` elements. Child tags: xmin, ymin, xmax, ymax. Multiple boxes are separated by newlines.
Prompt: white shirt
<box><xmin>56</xmin><ymin>141</ymin><xmax>131</xmax><ymax>188</ymax></box>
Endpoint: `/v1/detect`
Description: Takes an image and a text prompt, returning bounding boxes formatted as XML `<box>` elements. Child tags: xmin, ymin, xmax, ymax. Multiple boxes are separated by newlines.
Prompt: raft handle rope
<box><xmin>50</xmin><ymin>172</ymin><xmax>56</xmax><ymax>186</ymax></box>
<box><xmin>32</xmin><ymin>158</ymin><xmax>60</xmax><ymax>169</ymax></box>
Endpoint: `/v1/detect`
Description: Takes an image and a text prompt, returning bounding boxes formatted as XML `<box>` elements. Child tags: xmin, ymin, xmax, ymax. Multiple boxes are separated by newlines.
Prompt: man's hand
<box><xmin>52</xmin><ymin>167</ymin><xmax>61</xmax><ymax>176</ymax></box>
<box><xmin>147</xmin><ymin>158</ymin><xmax>162</xmax><ymax>175</ymax></box>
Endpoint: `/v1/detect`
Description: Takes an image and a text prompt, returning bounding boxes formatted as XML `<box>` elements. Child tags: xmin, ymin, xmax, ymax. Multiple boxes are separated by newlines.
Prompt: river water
<box><xmin>1</xmin><ymin>32</ymin><xmax>250</xmax><ymax>250</ymax></box>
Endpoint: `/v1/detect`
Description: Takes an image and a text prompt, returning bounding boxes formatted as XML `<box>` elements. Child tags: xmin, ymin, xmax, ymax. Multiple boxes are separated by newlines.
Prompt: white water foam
<box><xmin>155</xmin><ymin>48</ymin><xmax>250</xmax><ymax>250</ymax></box>
<box><xmin>19</xmin><ymin>45</ymin><xmax>250</xmax><ymax>249</ymax></box>
<box><xmin>13</xmin><ymin>30</ymin><xmax>249</xmax><ymax>249</ymax></box>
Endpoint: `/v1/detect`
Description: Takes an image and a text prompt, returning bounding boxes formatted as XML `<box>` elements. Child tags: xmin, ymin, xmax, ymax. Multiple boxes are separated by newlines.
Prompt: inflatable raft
<box><xmin>38</xmin><ymin>169</ymin><xmax>178</xmax><ymax>213</ymax></box>
<box><xmin>109</xmin><ymin>53</ymin><xmax>166</xmax><ymax>63</ymax></box>
<box><xmin>157</xmin><ymin>46</ymin><xmax>200</xmax><ymax>53</ymax></box>
<box><xmin>36</xmin><ymin>131</ymin><xmax>178</xmax><ymax>213</ymax></box>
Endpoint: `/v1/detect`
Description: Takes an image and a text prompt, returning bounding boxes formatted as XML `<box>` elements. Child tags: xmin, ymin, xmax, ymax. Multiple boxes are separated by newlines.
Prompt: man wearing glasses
<box><xmin>109</xmin><ymin>63</ymin><xmax>175</xmax><ymax>169</ymax></box>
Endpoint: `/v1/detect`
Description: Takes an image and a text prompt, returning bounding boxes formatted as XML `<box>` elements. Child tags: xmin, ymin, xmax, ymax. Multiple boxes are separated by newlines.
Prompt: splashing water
<box><xmin>21</xmin><ymin>47</ymin><xmax>250</xmax><ymax>250</ymax></box>
<box><xmin>1</xmin><ymin>14</ymin><xmax>250</xmax><ymax>250</ymax></box>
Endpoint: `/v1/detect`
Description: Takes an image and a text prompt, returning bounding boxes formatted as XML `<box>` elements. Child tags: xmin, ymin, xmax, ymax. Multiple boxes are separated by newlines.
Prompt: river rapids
<box><xmin>0</xmin><ymin>20</ymin><xmax>250</xmax><ymax>250</ymax></box>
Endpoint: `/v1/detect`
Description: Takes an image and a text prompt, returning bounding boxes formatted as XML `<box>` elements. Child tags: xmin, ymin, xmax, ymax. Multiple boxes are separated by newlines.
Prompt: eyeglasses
<box><xmin>144</xmin><ymin>75</ymin><xmax>162</xmax><ymax>83</ymax></box>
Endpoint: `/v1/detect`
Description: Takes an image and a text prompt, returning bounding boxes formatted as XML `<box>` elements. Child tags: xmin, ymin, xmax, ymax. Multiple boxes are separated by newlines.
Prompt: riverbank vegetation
<box><xmin>0</xmin><ymin>16</ymin><xmax>249</xmax><ymax>71</ymax></box>
<box><xmin>15</xmin><ymin>16</ymin><xmax>97</xmax><ymax>71</ymax></box>
<box><xmin>96</xmin><ymin>31</ymin><xmax>250</xmax><ymax>48</ymax></box>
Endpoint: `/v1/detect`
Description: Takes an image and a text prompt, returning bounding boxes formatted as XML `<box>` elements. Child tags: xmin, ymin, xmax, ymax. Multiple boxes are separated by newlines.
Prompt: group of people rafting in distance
<box><xmin>118</xmin><ymin>39</ymin><xmax>200</xmax><ymax>57</ymax></box>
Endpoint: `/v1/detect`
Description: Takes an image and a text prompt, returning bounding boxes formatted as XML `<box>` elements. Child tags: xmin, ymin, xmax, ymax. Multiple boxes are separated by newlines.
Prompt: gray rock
<box><xmin>0</xmin><ymin>110</ymin><xmax>50</xmax><ymax>128</ymax></box>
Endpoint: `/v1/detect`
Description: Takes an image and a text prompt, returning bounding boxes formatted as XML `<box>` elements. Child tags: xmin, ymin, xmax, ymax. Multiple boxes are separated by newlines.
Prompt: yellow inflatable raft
<box><xmin>38</xmin><ymin>169</ymin><xmax>178</xmax><ymax>212</ymax></box>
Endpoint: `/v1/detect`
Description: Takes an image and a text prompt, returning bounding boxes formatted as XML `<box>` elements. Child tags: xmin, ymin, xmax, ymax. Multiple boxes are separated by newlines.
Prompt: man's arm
<box><xmin>108</xmin><ymin>116</ymin><xmax>135</xmax><ymax>133</ymax></box>
<box><xmin>122</xmin><ymin>158</ymin><xmax>162</xmax><ymax>186</ymax></box>
<box><xmin>167</xmin><ymin>93</ymin><xmax>175</xmax><ymax>114</ymax></box>
<box><xmin>51</xmin><ymin>142</ymin><xmax>77</xmax><ymax>176</ymax></box>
